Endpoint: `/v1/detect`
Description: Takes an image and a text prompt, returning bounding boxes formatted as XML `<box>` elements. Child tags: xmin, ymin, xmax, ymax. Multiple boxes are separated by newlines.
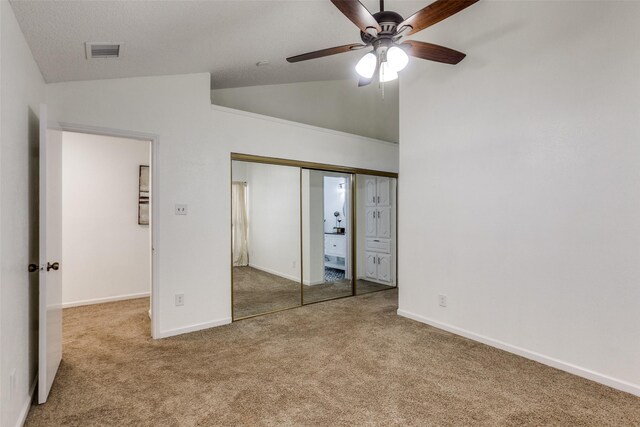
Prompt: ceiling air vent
<box><xmin>85</xmin><ymin>42</ymin><xmax>123</xmax><ymax>59</ymax></box>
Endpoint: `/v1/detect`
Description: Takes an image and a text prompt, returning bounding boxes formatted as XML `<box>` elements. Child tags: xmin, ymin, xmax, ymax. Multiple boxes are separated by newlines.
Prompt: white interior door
<box><xmin>38</xmin><ymin>104</ymin><xmax>63</xmax><ymax>404</ymax></box>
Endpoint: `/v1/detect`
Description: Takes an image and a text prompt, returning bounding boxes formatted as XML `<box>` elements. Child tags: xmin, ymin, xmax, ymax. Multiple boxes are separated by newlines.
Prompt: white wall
<box><xmin>61</xmin><ymin>132</ymin><xmax>151</xmax><ymax>307</ymax></box>
<box><xmin>0</xmin><ymin>1</ymin><xmax>45</xmax><ymax>426</ymax></box>
<box><xmin>240</xmin><ymin>162</ymin><xmax>300</xmax><ymax>282</ymax></box>
<box><xmin>302</xmin><ymin>169</ymin><xmax>324</xmax><ymax>285</ymax></box>
<box><xmin>398</xmin><ymin>1</ymin><xmax>640</xmax><ymax>396</ymax></box>
<box><xmin>211</xmin><ymin>79</ymin><xmax>399</xmax><ymax>143</ymax></box>
<box><xmin>46</xmin><ymin>75</ymin><xmax>399</xmax><ymax>339</ymax></box>
<box><xmin>323</xmin><ymin>176</ymin><xmax>347</xmax><ymax>234</ymax></box>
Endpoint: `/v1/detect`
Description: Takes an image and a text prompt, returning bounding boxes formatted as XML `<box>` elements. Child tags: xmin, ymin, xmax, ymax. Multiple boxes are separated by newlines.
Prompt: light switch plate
<box><xmin>175</xmin><ymin>204</ymin><xmax>187</xmax><ymax>215</ymax></box>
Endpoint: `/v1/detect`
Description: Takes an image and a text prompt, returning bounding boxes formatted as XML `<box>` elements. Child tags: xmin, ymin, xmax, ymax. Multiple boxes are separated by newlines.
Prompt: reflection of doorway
<box><xmin>60</xmin><ymin>130</ymin><xmax>153</xmax><ymax>336</ymax></box>
<box><xmin>323</xmin><ymin>175</ymin><xmax>349</xmax><ymax>283</ymax></box>
<box><xmin>302</xmin><ymin>169</ymin><xmax>353</xmax><ymax>304</ymax></box>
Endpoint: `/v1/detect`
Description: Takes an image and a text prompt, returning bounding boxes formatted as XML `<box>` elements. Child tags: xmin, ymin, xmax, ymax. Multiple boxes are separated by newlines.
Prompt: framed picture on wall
<box><xmin>138</xmin><ymin>165</ymin><xmax>150</xmax><ymax>225</ymax></box>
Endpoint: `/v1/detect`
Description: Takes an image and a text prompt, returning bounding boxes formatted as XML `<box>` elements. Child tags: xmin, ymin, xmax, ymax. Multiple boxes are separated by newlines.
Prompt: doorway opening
<box><xmin>60</xmin><ymin>130</ymin><xmax>153</xmax><ymax>336</ymax></box>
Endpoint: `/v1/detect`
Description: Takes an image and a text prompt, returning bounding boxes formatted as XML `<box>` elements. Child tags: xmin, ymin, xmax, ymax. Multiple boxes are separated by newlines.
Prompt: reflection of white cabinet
<box><xmin>365</xmin><ymin>252</ymin><xmax>391</xmax><ymax>284</ymax></box>
<box><xmin>365</xmin><ymin>179</ymin><xmax>377</xmax><ymax>207</ymax></box>
<box><xmin>325</xmin><ymin>234</ymin><xmax>347</xmax><ymax>271</ymax></box>
<box><xmin>366</xmin><ymin>207</ymin><xmax>390</xmax><ymax>239</ymax></box>
<box><xmin>365</xmin><ymin>177</ymin><xmax>390</xmax><ymax>206</ymax></box>
<box><xmin>377</xmin><ymin>254</ymin><xmax>391</xmax><ymax>283</ymax></box>
<box><xmin>376</xmin><ymin>207</ymin><xmax>391</xmax><ymax>239</ymax></box>
<box><xmin>365</xmin><ymin>207</ymin><xmax>377</xmax><ymax>237</ymax></box>
<box><xmin>377</xmin><ymin>178</ymin><xmax>390</xmax><ymax>207</ymax></box>
<box><xmin>362</xmin><ymin>176</ymin><xmax>393</xmax><ymax>285</ymax></box>
<box><xmin>365</xmin><ymin>252</ymin><xmax>378</xmax><ymax>279</ymax></box>
<box><xmin>325</xmin><ymin>234</ymin><xmax>346</xmax><ymax>257</ymax></box>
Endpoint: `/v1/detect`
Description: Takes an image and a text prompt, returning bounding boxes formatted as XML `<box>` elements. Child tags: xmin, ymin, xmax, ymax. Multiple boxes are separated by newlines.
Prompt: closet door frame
<box><xmin>230</xmin><ymin>153</ymin><xmax>398</xmax><ymax>321</ymax></box>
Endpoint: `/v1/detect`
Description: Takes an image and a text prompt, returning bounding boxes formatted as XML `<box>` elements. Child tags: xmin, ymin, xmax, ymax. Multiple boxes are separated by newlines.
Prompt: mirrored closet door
<box><xmin>302</xmin><ymin>169</ymin><xmax>354</xmax><ymax>304</ymax></box>
<box><xmin>355</xmin><ymin>174</ymin><xmax>397</xmax><ymax>295</ymax></box>
<box><xmin>231</xmin><ymin>155</ymin><xmax>398</xmax><ymax>321</ymax></box>
<box><xmin>231</xmin><ymin>160</ymin><xmax>301</xmax><ymax>319</ymax></box>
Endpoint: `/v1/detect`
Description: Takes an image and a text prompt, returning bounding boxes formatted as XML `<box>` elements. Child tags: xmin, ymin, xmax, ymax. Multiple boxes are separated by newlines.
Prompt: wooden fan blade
<box><xmin>286</xmin><ymin>43</ymin><xmax>366</xmax><ymax>63</ymax></box>
<box><xmin>402</xmin><ymin>40</ymin><xmax>466</xmax><ymax>64</ymax></box>
<box><xmin>331</xmin><ymin>0</ymin><xmax>381</xmax><ymax>35</ymax></box>
<box><xmin>398</xmin><ymin>0</ymin><xmax>480</xmax><ymax>36</ymax></box>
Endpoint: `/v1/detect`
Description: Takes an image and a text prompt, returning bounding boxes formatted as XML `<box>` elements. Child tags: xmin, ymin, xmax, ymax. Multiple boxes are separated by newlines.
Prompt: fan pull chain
<box><xmin>378</xmin><ymin>54</ymin><xmax>385</xmax><ymax>100</ymax></box>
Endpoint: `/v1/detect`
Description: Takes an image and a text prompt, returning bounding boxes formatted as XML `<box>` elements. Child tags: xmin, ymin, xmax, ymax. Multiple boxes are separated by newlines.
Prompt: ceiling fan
<box><xmin>286</xmin><ymin>0</ymin><xmax>480</xmax><ymax>86</ymax></box>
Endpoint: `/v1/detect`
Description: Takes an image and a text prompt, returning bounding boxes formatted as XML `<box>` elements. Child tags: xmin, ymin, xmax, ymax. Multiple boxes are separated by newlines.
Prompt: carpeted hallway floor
<box><xmin>26</xmin><ymin>290</ymin><xmax>640</xmax><ymax>426</ymax></box>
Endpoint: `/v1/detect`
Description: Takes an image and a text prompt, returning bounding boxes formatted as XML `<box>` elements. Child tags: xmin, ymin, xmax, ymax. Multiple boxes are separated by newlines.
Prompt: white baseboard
<box><xmin>397</xmin><ymin>309</ymin><xmax>640</xmax><ymax>398</ymax></box>
<box><xmin>248</xmin><ymin>264</ymin><xmax>299</xmax><ymax>283</ymax></box>
<box><xmin>156</xmin><ymin>317</ymin><xmax>232</xmax><ymax>339</ymax></box>
<box><xmin>62</xmin><ymin>292</ymin><xmax>150</xmax><ymax>308</ymax></box>
<box><xmin>303</xmin><ymin>279</ymin><xmax>325</xmax><ymax>286</ymax></box>
<box><xmin>16</xmin><ymin>377</ymin><xmax>37</xmax><ymax>427</ymax></box>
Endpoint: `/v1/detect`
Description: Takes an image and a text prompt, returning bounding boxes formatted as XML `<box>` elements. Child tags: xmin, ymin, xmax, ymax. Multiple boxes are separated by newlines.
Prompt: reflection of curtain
<box><xmin>232</xmin><ymin>182</ymin><xmax>249</xmax><ymax>267</ymax></box>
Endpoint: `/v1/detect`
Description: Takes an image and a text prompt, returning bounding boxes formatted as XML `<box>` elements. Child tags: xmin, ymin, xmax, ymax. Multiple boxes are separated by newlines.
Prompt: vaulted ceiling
<box><xmin>11</xmin><ymin>0</ymin><xmax>447</xmax><ymax>88</ymax></box>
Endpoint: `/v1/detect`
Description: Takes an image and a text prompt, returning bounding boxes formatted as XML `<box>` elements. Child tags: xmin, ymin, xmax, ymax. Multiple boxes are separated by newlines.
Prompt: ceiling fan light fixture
<box><xmin>387</xmin><ymin>46</ymin><xmax>409</xmax><ymax>72</ymax></box>
<box><xmin>379</xmin><ymin>61</ymin><xmax>398</xmax><ymax>82</ymax></box>
<box><xmin>355</xmin><ymin>52</ymin><xmax>377</xmax><ymax>79</ymax></box>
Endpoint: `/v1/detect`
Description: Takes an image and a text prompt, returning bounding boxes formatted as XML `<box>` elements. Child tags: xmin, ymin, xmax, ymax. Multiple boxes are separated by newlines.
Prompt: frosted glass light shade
<box><xmin>379</xmin><ymin>61</ymin><xmax>398</xmax><ymax>82</ymax></box>
<box><xmin>387</xmin><ymin>46</ymin><xmax>409</xmax><ymax>72</ymax></box>
<box><xmin>355</xmin><ymin>52</ymin><xmax>377</xmax><ymax>79</ymax></box>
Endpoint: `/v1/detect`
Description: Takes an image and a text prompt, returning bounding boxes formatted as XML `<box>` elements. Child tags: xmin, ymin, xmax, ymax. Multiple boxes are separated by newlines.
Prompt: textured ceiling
<box><xmin>10</xmin><ymin>0</ymin><xmax>438</xmax><ymax>88</ymax></box>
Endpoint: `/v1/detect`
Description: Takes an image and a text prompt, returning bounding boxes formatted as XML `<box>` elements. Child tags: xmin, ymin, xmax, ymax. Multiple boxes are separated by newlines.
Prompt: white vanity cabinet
<box><xmin>325</xmin><ymin>233</ymin><xmax>347</xmax><ymax>271</ymax></box>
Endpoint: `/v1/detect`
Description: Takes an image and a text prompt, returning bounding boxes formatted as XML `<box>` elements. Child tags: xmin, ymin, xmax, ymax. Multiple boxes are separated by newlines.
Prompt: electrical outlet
<box><xmin>292</xmin><ymin>261</ymin><xmax>296</xmax><ymax>269</ymax></box>
<box><xmin>438</xmin><ymin>294</ymin><xmax>447</xmax><ymax>308</ymax></box>
<box><xmin>175</xmin><ymin>204</ymin><xmax>187</xmax><ymax>215</ymax></box>
<box><xmin>175</xmin><ymin>293</ymin><xmax>184</xmax><ymax>306</ymax></box>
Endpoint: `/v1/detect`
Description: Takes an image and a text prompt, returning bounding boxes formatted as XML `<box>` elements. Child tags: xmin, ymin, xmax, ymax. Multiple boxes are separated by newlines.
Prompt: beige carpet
<box><xmin>233</xmin><ymin>266</ymin><xmax>395</xmax><ymax>318</ymax></box>
<box><xmin>233</xmin><ymin>266</ymin><xmax>301</xmax><ymax>318</ymax></box>
<box><xmin>26</xmin><ymin>291</ymin><xmax>640</xmax><ymax>426</ymax></box>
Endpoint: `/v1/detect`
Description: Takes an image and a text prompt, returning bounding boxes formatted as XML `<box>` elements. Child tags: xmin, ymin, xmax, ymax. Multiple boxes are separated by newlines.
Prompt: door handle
<box><xmin>28</xmin><ymin>264</ymin><xmax>39</xmax><ymax>273</ymax></box>
<box><xmin>47</xmin><ymin>262</ymin><xmax>60</xmax><ymax>271</ymax></box>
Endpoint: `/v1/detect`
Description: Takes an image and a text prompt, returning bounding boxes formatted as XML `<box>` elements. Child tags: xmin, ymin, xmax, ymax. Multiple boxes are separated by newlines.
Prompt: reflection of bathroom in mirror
<box><xmin>302</xmin><ymin>169</ymin><xmax>353</xmax><ymax>304</ymax></box>
<box><xmin>231</xmin><ymin>155</ymin><xmax>397</xmax><ymax>321</ymax></box>
<box><xmin>231</xmin><ymin>160</ymin><xmax>301</xmax><ymax>319</ymax></box>
<box><xmin>355</xmin><ymin>174</ymin><xmax>397</xmax><ymax>294</ymax></box>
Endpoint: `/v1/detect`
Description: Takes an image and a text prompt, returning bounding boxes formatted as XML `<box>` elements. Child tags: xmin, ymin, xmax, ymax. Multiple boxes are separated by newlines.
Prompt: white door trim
<box><xmin>55</xmin><ymin>122</ymin><xmax>160</xmax><ymax>339</ymax></box>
